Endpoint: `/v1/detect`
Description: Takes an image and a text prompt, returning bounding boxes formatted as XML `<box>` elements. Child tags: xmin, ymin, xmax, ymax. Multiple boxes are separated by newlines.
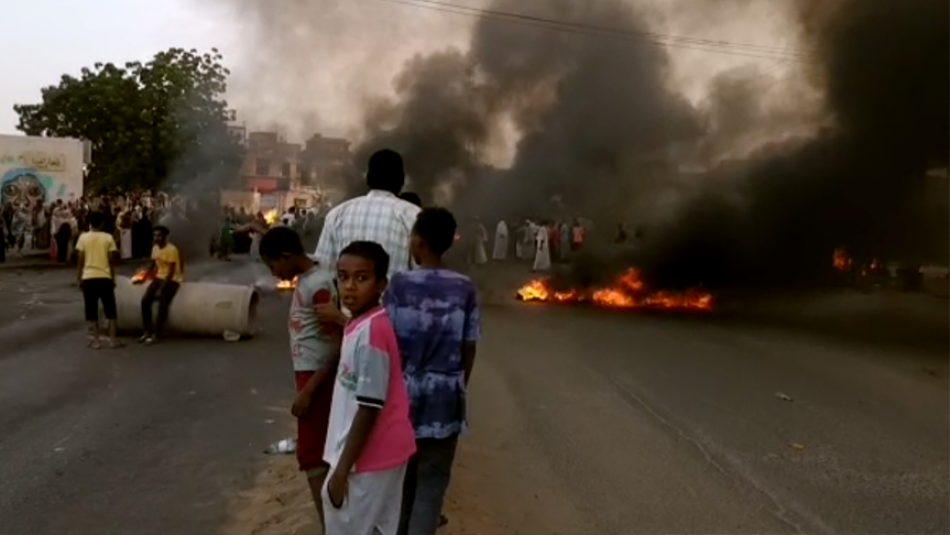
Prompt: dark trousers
<box><xmin>141</xmin><ymin>280</ymin><xmax>180</xmax><ymax>336</ymax></box>
<box><xmin>398</xmin><ymin>435</ymin><xmax>459</xmax><ymax>535</ymax></box>
<box><xmin>55</xmin><ymin>226</ymin><xmax>70</xmax><ymax>263</ymax></box>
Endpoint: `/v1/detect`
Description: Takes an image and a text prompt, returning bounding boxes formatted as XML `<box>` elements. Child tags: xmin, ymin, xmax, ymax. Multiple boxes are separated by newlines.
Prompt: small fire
<box><xmin>833</xmin><ymin>249</ymin><xmax>852</xmax><ymax>272</ymax></box>
<box><xmin>131</xmin><ymin>269</ymin><xmax>153</xmax><ymax>285</ymax></box>
<box><xmin>276</xmin><ymin>277</ymin><xmax>298</xmax><ymax>290</ymax></box>
<box><xmin>516</xmin><ymin>268</ymin><xmax>713</xmax><ymax>312</ymax></box>
<box><xmin>264</xmin><ymin>209</ymin><xmax>279</xmax><ymax>225</ymax></box>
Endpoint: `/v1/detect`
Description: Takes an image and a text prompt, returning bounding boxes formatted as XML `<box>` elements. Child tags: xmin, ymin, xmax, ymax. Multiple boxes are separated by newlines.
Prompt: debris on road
<box><xmin>264</xmin><ymin>438</ymin><xmax>297</xmax><ymax>455</ymax></box>
<box><xmin>775</xmin><ymin>392</ymin><xmax>793</xmax><ymax>402</ymax></box>
<box><xmin>790</xmin><ymin>443</ymin><xmax>806</xmax><ymax>452</ymax></box>
<box><xmin>223</xmin><ymin>330</ymin><xmax>241</xmax><ymax>342</ymax></box>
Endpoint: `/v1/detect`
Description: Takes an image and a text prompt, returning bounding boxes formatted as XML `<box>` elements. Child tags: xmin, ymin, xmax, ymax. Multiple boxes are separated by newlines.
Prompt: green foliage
<box><xmin>14</xmin><ymin>48</ymin><xmax>244</xmax><ymax>193</ymax></box>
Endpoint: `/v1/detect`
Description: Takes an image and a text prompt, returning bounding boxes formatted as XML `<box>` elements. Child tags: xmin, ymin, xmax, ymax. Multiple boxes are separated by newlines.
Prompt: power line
<box><xmin>374</xmin><ymin>0</ymin><xmax>813</xmax><ymax>62</ymax></box>
<box><xmin>409</xmin><ymin>0</ymin><xmax>810</xmax><ymax>57</ymax></box>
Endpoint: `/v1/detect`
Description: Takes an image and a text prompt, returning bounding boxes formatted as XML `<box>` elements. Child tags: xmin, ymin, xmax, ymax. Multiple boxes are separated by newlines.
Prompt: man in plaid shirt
<box><xmin>314</xmin><ymin>149</ymin><xmax>421</xmax><ymax>280</ymax></box>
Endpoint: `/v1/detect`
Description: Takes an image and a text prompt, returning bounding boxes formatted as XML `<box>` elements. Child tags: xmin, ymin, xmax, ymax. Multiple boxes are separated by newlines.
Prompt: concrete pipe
<box><xmin>113</xmin><ymin>276</ymin><xmax>260</xmax><ymax>338</ymax></box>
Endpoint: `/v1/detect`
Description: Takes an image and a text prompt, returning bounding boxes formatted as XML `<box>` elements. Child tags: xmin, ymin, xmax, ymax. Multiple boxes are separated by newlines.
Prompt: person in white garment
<box><xmin>472</xmin><ymin>220</ymin><xmax>488</xmax><ymax>265</ymax></box>
<box><xmin>492</xmin><ymin>220</ymin><xmax>508</xmax><ymax>261</ymax></box>
<box><xmin>532</xmin><ymin>221</ymin><xmax>551</xmax><ymax>271</ymax></box>
<box><xmin>117</xmin><ymin>208</ymin><xmax>133</xmax><ymax>260</ymax></box>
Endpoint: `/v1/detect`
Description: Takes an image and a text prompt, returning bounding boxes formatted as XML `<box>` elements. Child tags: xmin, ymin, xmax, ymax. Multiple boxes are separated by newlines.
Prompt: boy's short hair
<box><xmin>259</xmin><ymin>226</ymin><xmax>305</xmax><ymax>259</ymax></box>
<box><xmin>413</xmin><ymin>208</ymin><xmax>457</xmax><ymax>255</ymax></box>
<box><xmin>88</xmin><ymin>211</ymin><xmax>104</xmax><ymax>228</ymax></box>
<box><xmin>153</xmin><ymin>225</ymin><xmax>170</xmax><ymax>236</ymax></box>
<box><xmin>340</xmin><ymin>241</ymin><xmax>390</xmax><ymax>281</ymax></box>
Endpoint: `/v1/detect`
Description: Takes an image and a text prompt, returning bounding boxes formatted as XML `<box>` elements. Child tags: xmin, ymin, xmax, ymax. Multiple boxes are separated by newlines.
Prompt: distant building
<box><xmin>224</xmin><ymin>130</ymin><xmax>347</xmax><ymax>214</ymax></box>
<box><xmin>299</xmin><ymin>134</ymin><xmax>350</xmax><ymax>188</ymax></box>
<box><xmin>241</xmin><ymin>131</ymin><xmax>301</xmax><ymax>195</ymax></box>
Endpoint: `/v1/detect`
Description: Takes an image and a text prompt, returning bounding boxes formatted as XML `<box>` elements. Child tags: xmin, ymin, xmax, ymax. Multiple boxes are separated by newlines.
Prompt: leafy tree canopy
<box><xmin>14</xmin><ymin>48</ymin><xmax>244</xmax><ymax>194</ymax></box>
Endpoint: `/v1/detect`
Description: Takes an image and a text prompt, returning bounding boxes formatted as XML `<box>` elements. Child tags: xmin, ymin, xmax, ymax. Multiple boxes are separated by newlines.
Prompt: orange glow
<box><xmin>131</xmin><ymin>270</ymin><xmax>153</xmax><ymax>285</ymax></box>
<box><xmin>516</xmin><ymin>268</ymin><xmax>714</xmax><ymax>312</ymax></box>
<box><xmin>833</xmin><ymin>249</ymin><xmax>852</xmax><ymax>272</ymax></box>
<box><xmin>276</xmin><ymin>277</ymin><xmax>298</xmax><ymax>291</ymax></box>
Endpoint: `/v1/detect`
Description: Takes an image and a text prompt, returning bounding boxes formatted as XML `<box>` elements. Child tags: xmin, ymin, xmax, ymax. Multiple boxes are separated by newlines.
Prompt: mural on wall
<box><xmin>0</xmin><ymin>136</ymin><xmax>83</xmax><ymax>210</ymax></box>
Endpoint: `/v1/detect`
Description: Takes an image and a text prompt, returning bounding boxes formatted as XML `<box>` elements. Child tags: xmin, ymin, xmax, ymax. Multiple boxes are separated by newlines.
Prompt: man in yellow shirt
<box><xmin>140</xmin><ymin>225</ymin><xmax>184</xmax><ymax>345</ymax></box>
<box><xmin>75</xmin><ymin>212</ymin><xmax>122</xmax><ymax>349</ymax></box>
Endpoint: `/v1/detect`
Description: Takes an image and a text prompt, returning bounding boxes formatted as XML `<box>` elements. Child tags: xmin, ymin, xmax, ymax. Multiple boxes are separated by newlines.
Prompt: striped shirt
<box><xmin>314</xmin><ymin>190</ymin><xmax>421</xmax><ymax>281</ymax></box>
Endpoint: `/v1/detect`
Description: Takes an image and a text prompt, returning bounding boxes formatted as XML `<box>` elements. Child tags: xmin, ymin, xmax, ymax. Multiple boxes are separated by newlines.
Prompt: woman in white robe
<box><xmin>492</xmin><ymin>220</ymin><xmax>508</xmax><ymax>260</ymax></box>
<box><xmin>532</xmin><ymin>223</ymin><xmax>551</xmax><ymax>271</ymax></box>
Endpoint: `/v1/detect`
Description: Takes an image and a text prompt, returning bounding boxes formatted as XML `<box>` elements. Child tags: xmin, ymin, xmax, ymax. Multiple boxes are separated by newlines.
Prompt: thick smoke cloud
<box><xmin>358</xmin><ymin>0</ymin><xmax>947</xmax><ymax>289</ymax></box>
<box><xmin>640</xmin><ymin>0</ymin><xmax>949</xmax><ymax>289</ymax></box>
<box><xmin>202</xmin><ymin>0</ymin><xmax>946</xmax><ymax>290</ymax></box>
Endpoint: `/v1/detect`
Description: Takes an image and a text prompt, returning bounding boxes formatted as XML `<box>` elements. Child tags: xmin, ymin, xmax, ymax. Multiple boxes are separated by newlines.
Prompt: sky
<box><xmin>0</xmin><ymin>0</ymin><xmax>224</xmax><ymax>134</ymax></box>
<box><xmin>0</xmin><ymin>0</ymin><xmax>808</xmax><ymax>143</ymax></box>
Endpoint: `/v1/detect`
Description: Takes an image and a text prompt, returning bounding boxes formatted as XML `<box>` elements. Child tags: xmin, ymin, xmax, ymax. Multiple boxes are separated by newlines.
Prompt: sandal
<box><xmin>88</xmin><ymin>339</ymin><xmax>102</xmax><ymax>350</ymax></box>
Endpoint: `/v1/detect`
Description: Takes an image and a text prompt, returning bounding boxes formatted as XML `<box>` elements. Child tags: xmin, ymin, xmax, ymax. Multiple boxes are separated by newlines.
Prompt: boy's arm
<box><xmin>292</xmin><ymin>354</ymin><xmax>340</xmax><ymax>417</ymax></box>
<box><xmin>334</xmin><ymin>338</ymin><xmax>390</xmax><ymax>474</ymax></box>
<box><xmin>108</xmin><ymin>238</ymin><xmax>119</xmax><ymax>280</ymax></box>
<box><xmin>462</xmin><ymin>342</ymin><xmax>477</xmax><ymax>387</ymax></box>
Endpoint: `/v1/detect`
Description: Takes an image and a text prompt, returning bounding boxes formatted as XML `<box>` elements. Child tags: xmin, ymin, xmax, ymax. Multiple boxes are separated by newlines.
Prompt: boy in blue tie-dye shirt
<box><xmin>384</xmin><ymin>207</ymin><xmax>480</xmax><ymax>535</ymax></box>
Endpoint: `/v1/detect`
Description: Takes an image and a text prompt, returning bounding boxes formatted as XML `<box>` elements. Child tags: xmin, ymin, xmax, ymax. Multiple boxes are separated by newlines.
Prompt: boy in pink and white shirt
<box><xmin>323</xmin><ymin>240</ymin><xmax>416</xmax><ymax>535</ymax></box>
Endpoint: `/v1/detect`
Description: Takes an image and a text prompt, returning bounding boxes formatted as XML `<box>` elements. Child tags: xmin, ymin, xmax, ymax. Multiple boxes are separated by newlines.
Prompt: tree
<box><xmin>14</xmin><ymin>48</ymin><xmax>244</xmax><ymax>193</ymax></box>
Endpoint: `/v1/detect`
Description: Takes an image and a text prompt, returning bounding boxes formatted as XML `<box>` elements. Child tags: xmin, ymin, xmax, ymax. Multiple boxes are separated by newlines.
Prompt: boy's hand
<box><xmin>291</xmin><ymin>389</ymin><xmax>313</xmax><ymax>417</ymax></box>
<box><xmin>315</xmin><ymin>303</ymin><xmax>347</xmax><ymax>327</ymax></box>
<box><xmin>326</xmin><ymin>467</ymin><xmax>348</xmax><ymax>509</ymax></box>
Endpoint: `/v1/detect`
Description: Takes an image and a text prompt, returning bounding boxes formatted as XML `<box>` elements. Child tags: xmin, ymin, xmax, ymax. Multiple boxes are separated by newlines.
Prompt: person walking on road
<box><xmin>259</xmin><ymin>226</ymin><xmax>342</xmax><ymax>533</ymax></box>
<box><xmin>75</xmin><ymin>211</ymin><xmax>123</xmax><ymax>349</ymax></box>
<box><xmin>384</xmin><ymin>208</ymin><xmax>480</xmax><ymax>535</ymax></box>
<box><xmin>139</xmin><ymin>225</ymin><xmax>183</xmax><ymax>345</ymax></box>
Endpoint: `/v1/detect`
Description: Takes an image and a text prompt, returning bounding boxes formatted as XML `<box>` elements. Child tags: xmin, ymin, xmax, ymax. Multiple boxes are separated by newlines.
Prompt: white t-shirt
<box><xmin>324</xmin><ymin>307</ymin><xmax>416</xmax><ymax>473</ymax></box>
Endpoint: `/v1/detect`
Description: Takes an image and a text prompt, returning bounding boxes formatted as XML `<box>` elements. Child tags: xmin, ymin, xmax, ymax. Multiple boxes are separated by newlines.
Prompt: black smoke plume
<box><xmin>355</xmin><ymin>0</ymin><xmax>948</xmax><ymax>289</ymax></box>
<box><xmin>640</xmin><ymin>0</ymin><xmax>948</xmax><ymax>289</ymax></box>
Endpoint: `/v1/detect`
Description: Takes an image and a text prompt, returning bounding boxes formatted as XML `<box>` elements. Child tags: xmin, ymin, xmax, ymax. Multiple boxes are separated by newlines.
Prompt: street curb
<box><xmin>0</xmin><ymin>307</ymin><xmax>85</xmax><ymax>357</ymax></box>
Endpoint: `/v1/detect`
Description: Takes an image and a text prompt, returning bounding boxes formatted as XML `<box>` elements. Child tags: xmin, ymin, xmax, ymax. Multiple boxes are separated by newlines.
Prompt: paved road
<box><xmin>458</xmin><ymin>299</ymin><xmax>948</xmax><ymax>534</ymax></box>
<box><xmin>0</xmin><ymin>260</ymin><xmax>296</xmax><ymax>534</ymax></box>
<box><xmin>1</xmin><ymin>260</ymin><xmax>947</xmax><ymax>534</ymax></box>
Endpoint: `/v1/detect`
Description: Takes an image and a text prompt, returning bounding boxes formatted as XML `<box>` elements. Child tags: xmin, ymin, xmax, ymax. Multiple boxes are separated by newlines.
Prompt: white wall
<box><xmin>0</xmin><ymin>134</ymin><xmax>84</xmax><ymax>209</ymax></box>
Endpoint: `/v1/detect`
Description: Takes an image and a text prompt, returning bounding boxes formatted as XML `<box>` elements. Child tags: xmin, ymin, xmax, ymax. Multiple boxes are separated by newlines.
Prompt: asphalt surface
<box><xmin>0</xmin><ymin>259</ymin><xmax>947</xmax><ymax>534</ymax></box>
<box><xmin>466</xmin><ymin>302</ymin><xmax>948</xmax><ymax>534</ymax></box>
<box><xmin>0</xmin><ymin>259</ymin><xmax>295</xmax><ymax>534</ymax></box>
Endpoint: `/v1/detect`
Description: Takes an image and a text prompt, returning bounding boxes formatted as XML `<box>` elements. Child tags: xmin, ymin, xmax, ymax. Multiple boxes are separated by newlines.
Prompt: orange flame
<box><xmin>516</xmin><ymin>268</ymin><xmax>713</xmax><ymax>311</ymax></box>
<box><xmin>833</xmin><ymin>249</ymin><xmax>852</xmax><ymax>272</ymax></box>
<box><xmin>276</xmin><ymin>277</ymin><xmax>298</xmax><ymax>290</ymax></box>
<box><xmin>131</xmin><ymin>269</ymin><xmax>153</xmax><ymax>285</ymax></box>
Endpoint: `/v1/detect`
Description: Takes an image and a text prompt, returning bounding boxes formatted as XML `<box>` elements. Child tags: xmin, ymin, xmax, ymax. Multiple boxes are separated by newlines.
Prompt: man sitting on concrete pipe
<box><xmin>139</xmin><ymin>225</ymin><xmax>184</xmax><ymax>345</ymax></box>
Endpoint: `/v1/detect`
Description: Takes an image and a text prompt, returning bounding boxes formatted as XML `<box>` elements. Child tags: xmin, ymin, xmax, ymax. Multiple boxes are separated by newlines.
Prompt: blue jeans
<box><xmin>398</xmin><ymin>435</ymin><xmax>459</xmax><ymax>535</ymax></box>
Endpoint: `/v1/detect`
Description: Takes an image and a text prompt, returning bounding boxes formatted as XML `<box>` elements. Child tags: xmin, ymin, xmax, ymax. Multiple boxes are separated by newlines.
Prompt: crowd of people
<box><xmin>0</xmin><ymin>191</ymin><xmax>192</xmax><ymax>264</ymax></box>
<box><xmin>464</xmin><ymin>216</ymin><xmax>588</xmax><ymax>272</ymax></box>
